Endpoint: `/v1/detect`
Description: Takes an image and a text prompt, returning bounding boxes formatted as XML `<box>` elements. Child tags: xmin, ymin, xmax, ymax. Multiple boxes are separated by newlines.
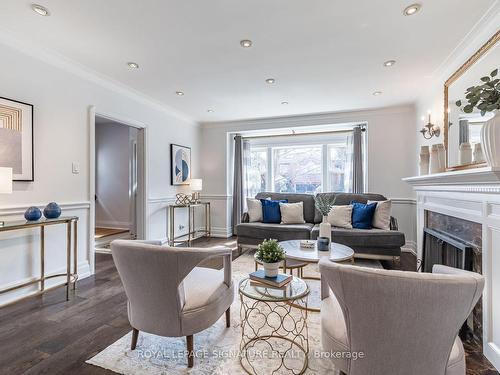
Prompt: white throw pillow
<box><xmin>279</xmin><ymin>202</ymin><xmax>305</xmax><ymax>224</ymax></box>
<box><xmin>246</xmin><ymin>198</ymin><xmax>262</xmax><ymax>222</ymax></box>
<box><xmin>327</xmin><ymin>205</ymin><xmax>353</xmax><ymax>229</ymax></box>
<box><xmin>368</xmin><ymin>200</ymin><xmax>392</xmax><ymax>230</ymax></box>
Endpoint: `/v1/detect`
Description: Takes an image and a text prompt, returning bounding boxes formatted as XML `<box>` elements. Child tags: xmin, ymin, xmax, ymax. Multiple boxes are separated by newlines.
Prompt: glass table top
<box><xmin>239</xmin><ymin>276</ymin><xmax>309</xmax><ymax>302</ymax></box>
<box><xmin>0</xmin><ymin>216</ymin><xmax>78</xmax><ymax>231</ymax></box>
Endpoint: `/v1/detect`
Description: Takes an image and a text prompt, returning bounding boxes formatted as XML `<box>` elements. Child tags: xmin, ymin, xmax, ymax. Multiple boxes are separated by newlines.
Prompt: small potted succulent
<box><xmin>315</xmin><ymin>194</ymin><xmax>336</xmax><ymax>242</ymax></box>
<box><xmin>456</xmin><ymin>68</ymin><xmax>500</xmax><ymax>167</ymax></box>
<box><xmin>255</xmin><ymin>239</ymin><xmax>286</xmax><ymax>277</ymax></box>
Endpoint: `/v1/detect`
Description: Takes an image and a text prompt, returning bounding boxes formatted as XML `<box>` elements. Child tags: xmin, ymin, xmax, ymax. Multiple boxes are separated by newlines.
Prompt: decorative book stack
<box><xmin>249</xmin><ymin>270</ymin><xmax>292</xmax><ymax>289</ymax></box>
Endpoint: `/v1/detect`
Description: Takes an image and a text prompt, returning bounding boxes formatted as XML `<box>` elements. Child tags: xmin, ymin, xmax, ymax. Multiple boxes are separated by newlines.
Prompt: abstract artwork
<box><xmin>0</xmin><ymin>97</ymin><xmax>34</xmax><ymax>181</ymax></box>
<box><xmin>170</xmin><ymin>144</ymin><xmax>191</xmax><ymax>185</ymax></box>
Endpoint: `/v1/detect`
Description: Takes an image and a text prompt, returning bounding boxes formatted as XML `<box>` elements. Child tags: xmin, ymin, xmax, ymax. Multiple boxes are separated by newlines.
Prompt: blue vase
<box><xmin>43</xmin><ymin>202</ymin><xmax>61</xmax><ymax>219</ymax></box>
<box><xmin>24</xmin><ymin>206</ymin><xmax>42</xmax><ymax>221</ymax></box>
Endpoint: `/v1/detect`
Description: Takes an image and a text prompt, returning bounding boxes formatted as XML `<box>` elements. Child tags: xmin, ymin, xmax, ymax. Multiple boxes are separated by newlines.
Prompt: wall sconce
<box><xmin>419</xmin><ymin>111</ymin><xmax>441</xmax><ymax>139</ymax></box>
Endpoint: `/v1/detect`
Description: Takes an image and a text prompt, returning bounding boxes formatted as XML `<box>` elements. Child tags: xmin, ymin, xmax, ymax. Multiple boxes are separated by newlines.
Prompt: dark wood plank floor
<box><xmin>0</xmin><ymin>238</ymin><xmax>497</xmax><ymax>374</ymax></box>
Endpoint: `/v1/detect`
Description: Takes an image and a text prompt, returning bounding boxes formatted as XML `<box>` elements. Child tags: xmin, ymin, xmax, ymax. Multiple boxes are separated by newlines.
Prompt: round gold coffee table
<box><xmin>239</xmin><ymin>276</ymin><xmax>309</xmax><ymax>375</ymax></box>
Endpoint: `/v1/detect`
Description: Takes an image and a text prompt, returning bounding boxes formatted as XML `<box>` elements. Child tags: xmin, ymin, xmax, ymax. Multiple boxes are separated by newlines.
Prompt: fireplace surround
<box><xmin>404</xmin><ymin>166</ymin><xmax>500</xmax><ymax>371</ymax></box>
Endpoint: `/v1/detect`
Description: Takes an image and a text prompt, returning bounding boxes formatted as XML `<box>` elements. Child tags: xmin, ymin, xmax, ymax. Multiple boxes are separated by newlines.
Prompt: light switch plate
<box><xmin>72</xmin><ymin>162</ymin><xmax>80</xmax><ymax>174</ymax></box>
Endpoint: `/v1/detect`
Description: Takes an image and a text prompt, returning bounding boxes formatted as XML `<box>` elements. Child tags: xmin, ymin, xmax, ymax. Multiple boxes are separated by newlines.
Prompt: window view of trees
<box><xmin>245</xmin><ymin>136</ymin><xmax>354</xmax><ymax>197</ymax></box>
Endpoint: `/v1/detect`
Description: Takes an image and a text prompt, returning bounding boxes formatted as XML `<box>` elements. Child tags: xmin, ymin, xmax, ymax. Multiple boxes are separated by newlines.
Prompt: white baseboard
<box><xmin>95</xmin><ymin>220</ymin><xmax>130</xmax><ymax>229</ymax></box>
<box><xmin>402</xmin><ymin>241</ymin><xmax>417</xmax><ymax>256</ymax></box>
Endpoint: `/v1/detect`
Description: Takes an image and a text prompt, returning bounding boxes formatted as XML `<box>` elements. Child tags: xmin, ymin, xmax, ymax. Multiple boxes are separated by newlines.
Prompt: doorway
<box><xmin>93</xmin><ymin>115</ymin><xmax>146</xmax><ymax>254</ymax></box>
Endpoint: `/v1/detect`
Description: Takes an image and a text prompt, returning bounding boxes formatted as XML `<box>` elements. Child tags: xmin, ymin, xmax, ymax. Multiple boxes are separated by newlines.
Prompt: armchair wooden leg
<box><xmin>131</xmin><ymin>328</ymin><xmax>139</xmax><ymax>350</ymax></box>
<box><xmin>225</xmin><ymin>307</ymin><xmax>231</xmax><ymax>328</ymax></box>
<box><xmin>186</xmin><ymin>335</ymin><xmax>194</xmax><ymax>368</ymax></box>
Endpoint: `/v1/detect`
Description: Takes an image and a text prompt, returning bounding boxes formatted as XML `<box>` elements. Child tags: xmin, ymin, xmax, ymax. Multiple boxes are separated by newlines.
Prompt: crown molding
<box><xmin>0</xmin><ymin>27</ymin><xmax>196</xmax><ymax>126</ymax></box>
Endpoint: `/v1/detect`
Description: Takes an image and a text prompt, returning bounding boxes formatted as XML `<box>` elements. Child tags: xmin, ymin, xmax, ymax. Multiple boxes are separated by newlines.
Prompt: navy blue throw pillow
<box><xmin>351</xmin><ymin>201</ymin><xmax>377</xmax><ymax>229</ymax></box>
<box><xmin>260</xmin><ymin>199</ymin><xmax>288</xmax><ymax>224</ymax></box>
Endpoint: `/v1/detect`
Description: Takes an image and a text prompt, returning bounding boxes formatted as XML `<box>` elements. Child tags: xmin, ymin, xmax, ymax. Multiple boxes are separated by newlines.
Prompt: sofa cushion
<box><xmin>256</xmin><ymin>192</ymin><xmax>316</xmax><ymax>223</ymax></box>
<box><xmin>327</xmin><ymin>205</ymin><xmax>353</xmax><ymax>229</ymax></box>
<box><xmin>237</xmin><ymin>222</ymin><xmax>314</xmax><ymax>241</ymax></box>
<box><xmin>314</xmin><ymin>192</ymin><xmax>387</xmax><ymax>223</ymax></box>
<box><xmin>311</xmin><ymin>225</ymin><xmax>405</xmax><ymax>248</ymax></box>
<box><xmin>368</xmin><ymin>199</ymin><xmax>392</xmax><ymax>230</ymax></box>
<box><xmin>351</xmin><ymin>201</ymin><xmax>377</xmax><ymax>229</ymax></box>
<box><xmin>261</xmin><ymin>199</ymin><xmax>287</xmax><ymax>223</ymax></box>
<box><xmin>247</xmin><ymin>198</ymin><xmax>263</xmax><ymax>222</ymax></box>
<box><xmin>280</xmin><ymin>202</ymin><xmax>306</xmax><ymax>224</ymax></box>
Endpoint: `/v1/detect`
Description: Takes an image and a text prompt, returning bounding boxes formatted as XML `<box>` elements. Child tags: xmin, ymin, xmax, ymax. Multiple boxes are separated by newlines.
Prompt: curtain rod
<box><xmin>236</xmin><ymin>125</ymin><xmax>366</xmax><ymax>140</ymax></box>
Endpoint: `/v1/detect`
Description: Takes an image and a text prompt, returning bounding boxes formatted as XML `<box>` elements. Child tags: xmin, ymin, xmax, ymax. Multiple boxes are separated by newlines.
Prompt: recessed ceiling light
<box><xmin>127</xmin><ymin>62</ymin><xmax>139</xmax><ymax>69</ymax></box>
<box><xmin>266</xmin><ymin>78</ymin><xmax>276</xmax><ymax>84</ymax></box>
<box><xmin>175</xmin><ymin>91</ymin><xmax>184</xmax><ymax>96</ymax></box>
<box><xmin>240</xmin><ymin>40</ymin><xmax>252</xmax><ymax>48</ymax></box>
<box><xmin>281</xmin><ymin>101</ymin><xmax>289</xmax><ymax>105</ymax></box>
<box><xmin>31</xmin><ymin>4</ymin><xmax>50</xmax><ymax>16</ymax></box>
<box><xmin>372</xmin><ymin>91</ymin><xmax>383</xmax><ymax>96</ymax></box>
<box><xmin>383</xmin><ymin>60</ymin><xmax>396</xmax><ymax>67</ymax></box>
<box><xmin>207</xmin><ymin>109</ymin><xmax>214</xmax><ymax>113</ymax></box>
<box><xmin>403</xmin><ymin>3</ymin><xmax>421</xmax><ymax>16</ymax></box>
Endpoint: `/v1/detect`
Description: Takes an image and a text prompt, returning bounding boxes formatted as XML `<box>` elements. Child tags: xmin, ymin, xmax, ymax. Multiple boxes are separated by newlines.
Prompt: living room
<box><xmin>0</xmin><ymin>1</ymin><xmax>499</xmax><ymax>374</ymax></box>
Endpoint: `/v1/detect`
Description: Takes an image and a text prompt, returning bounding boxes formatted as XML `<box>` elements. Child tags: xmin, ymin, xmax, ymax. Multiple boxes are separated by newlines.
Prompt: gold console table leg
<box><xmin>73</xmin><ymin>219</ymin><xmax>78</xmax><ymax>290</ymax></box>
<box><xmin>40</xmin><ymin>226</ymin><xmax>45</xmax><ymax>292</ymax></box>
<box><xmin>66</xmin><ymin>222</ymin><xmax>71</xmax><ymax>301</ymax></box>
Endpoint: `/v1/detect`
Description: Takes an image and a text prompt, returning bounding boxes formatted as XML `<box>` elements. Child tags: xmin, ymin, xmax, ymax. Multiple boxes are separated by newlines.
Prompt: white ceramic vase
<box><xmin>319</xmin><ymin>215</ymin><xmax>332</xmax><ymax>242</ymax></box>
<box><xmin>481</xmin><ymin>111</ymin><xmax>500</xmax><ymax>167</ymax></box>
<box><xmin>263</xmin><ymin>261</ymin><xmax>280</xmax><ymax>278</ymax></box>
<box><xmin>437</xmin><ymin>143</ymin><xmax>446</xmax><ymax>172</ymax></box>
<box><xmin>419</xmin><ymin>145</ymin><xmax>430</xmax><ymax>175</ymax></box>
<box><xmin>429</xmin><ymin>144</ymin><xmax>440</xmax><ymax>173</ymax></box>
<box><xmin>459</xmin><ymin>142</ymin><xmax>472</xmax><ymax>165</ymax></box>
<box><xmin>473</xmin><ymin>143</ymin><xmax>485</xmax><ymax>164</ymax></box>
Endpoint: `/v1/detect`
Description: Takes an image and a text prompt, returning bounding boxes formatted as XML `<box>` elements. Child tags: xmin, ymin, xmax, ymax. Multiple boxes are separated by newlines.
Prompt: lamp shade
<box><xmin>0</xmin><ymin>167</ymin><xmax>13</xmax><ymax>194</ymax></box>
<box><xmin>190</xmin><ymin>178</ymin><xmax>203</xmax><ymax>191</ymax></box>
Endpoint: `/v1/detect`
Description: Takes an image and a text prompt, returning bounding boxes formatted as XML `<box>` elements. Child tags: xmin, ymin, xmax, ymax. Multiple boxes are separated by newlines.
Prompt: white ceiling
<box><xmin>0</xmin><ymin>0</ymin><xmax>497</xmax><ymax>122</ymax></box>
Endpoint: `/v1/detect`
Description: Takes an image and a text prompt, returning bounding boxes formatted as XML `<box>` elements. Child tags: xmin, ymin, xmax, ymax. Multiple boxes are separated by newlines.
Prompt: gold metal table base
<box><xmin>240</xmin><ymin>294</ymin><xmax>309</xmax><ymax>374</ymax></box>
<box><xmin>168</xmin><ymin>202</ymin><xmax>211</xmax><ymax>247</ymax></box>
<box><xmin>0</xmin><ymin>216</ymin><xmax>79</xmax><ymax>306</ymax></box>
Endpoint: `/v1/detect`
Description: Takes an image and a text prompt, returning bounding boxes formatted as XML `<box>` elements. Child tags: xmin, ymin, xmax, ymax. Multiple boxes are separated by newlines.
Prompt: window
<box><xmin>243</xmin><ymin>131</ymin><xmax>362</xmax><ymax>197</ymax></box>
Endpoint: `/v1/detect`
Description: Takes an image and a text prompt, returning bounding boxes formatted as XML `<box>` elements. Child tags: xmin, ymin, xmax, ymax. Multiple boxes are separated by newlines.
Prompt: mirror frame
<box><xmin>444</xmin><ymin>29</ymin><xmax>500</xmax><ymax>171</ymax></box>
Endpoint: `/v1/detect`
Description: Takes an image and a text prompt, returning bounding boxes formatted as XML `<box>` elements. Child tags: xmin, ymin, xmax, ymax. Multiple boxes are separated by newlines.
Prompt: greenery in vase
<box><xmin>455</xmin><ymin>69</ymin><xmax>500</xmax><ymax>116</ymax></box>
<box><xmin>256</xmin><ymin>239</ymin><xmax>286</xmax><ymax>264</ymax></box>
<box><xmin>315</xmin><ymin>194</ymin><xmax>336</xmax><ymax>216</ymax></box>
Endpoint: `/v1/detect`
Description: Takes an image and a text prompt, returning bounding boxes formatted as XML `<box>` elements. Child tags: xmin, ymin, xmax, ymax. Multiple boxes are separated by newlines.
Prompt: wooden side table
<box><xmin>0</xmin><ymin>216</ymin><xmax>79</xmax><ymax>305</ymax></box>
<box><xmin>168</xmin><ymin>202</ymin><xmax>211</xmax><ymax>246</ymax></box>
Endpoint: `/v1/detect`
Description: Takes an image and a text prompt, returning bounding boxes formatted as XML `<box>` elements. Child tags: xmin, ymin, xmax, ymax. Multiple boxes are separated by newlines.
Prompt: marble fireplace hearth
<box><xmin>404</xmin><ymin>167</ymin><xmax>500</xmax><ymax>372</ymax></box>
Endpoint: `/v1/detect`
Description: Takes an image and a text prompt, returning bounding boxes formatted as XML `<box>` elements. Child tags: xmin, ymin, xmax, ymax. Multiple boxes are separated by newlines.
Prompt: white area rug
<box><xmin>87</xmin><ymin>253</ymin><xmax>378</xmax><ymax>374</ymax></box>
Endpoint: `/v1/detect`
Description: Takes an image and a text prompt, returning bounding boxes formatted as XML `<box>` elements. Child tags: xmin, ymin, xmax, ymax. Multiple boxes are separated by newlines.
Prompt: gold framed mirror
<box><xmin>444</xmin><ymin>29</ymin><xmax>500</xmax><ymax>171</ymax></box>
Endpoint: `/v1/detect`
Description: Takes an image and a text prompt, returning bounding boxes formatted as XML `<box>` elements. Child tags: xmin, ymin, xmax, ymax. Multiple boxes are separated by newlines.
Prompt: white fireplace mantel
<box><xmin>404</xmin><ymin>166</ymin><xmax>500</xmax><ymax>371</ymax></box>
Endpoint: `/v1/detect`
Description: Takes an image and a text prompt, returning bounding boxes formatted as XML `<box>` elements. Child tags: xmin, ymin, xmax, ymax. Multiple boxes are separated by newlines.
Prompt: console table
<box><xmin>168</xmin><ymin>202</ymin><xmax>211</xmax><ymax>246</ymax></box>
<box><xmin>0</xmin><ymin>216</ymin><xmax>78</xmax><ymax>304</ymax></box>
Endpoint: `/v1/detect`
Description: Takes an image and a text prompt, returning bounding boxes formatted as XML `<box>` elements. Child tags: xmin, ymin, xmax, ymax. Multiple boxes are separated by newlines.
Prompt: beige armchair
<box><xmin>318</xmin><ymin>258</ymin><xmax>484</xmax><ymax>375</ymax></box>
<box><xmin>111</xmin><ymin>240</ymin><xmax>234</xmax><ymax>367</ymax></box>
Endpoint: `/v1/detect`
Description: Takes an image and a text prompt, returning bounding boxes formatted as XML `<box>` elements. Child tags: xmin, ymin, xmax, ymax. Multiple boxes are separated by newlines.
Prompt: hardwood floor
<box><xmin>0</xmin><ymin>238</ymin><xmax>497</xmax><ymax>374</ymax></box>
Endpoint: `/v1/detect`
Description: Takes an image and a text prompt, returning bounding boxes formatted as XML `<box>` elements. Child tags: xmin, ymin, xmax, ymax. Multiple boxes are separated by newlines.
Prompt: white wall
<box><xmin>95</xmin><ymin>121</ymin><xmax>133</xmax><ymax>229</ymax></box>
<box><xmin>0</xmin><ymin>38</ymin><xmax>199</xmax><ymax>306</ymax></box>
<box><xmin>200</xmin><ymin>105</ymin><xmax>418</xmax><ymax>248</ymax></box>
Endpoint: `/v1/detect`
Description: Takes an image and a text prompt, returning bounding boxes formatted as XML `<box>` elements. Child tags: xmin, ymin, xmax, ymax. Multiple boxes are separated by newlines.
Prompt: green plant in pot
<box><xmin>456</xmin><ymin>68</ymin><xmax>500</xmax><ymax>167</ymax></box>
<box><xmin>256</xmin><ymin>239</ymin><xmax>286</xmax><ymax>277</ymax></box>
<box><xmin>315</xmin><ymin>195</ymin><xmax>336</xmax><ymax>242</ymax></box>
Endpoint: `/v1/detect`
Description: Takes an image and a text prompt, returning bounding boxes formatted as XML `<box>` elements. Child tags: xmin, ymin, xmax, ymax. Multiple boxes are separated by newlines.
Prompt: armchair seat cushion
<box><xmin>183</xmin><ymin>267</ymin><xmax>231</xmax><ymax>312</ymax></box>
<box><xmin>237</xmin><ymin>222</ymin><xmax>314</xmax><ymax>241</ymax></box>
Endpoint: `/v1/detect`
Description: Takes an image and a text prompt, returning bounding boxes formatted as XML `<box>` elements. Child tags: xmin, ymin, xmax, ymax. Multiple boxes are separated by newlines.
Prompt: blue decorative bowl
<box><xmin>24</xmin><ymin>206</ymin><xmax>42</xmax><ymax>221</ymax></box>
<box><xmin>43</xmin><ymin>202</ymin><xmax>61</xmax><ymax>219</ymax></box>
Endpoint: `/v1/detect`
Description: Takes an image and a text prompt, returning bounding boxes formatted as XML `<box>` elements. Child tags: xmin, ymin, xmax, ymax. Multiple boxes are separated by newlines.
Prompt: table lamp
<box><xmin>190</xmin><ymin>179</ymin><xmax>203</xmax><ymax>203</ymax></box>
<box><xmin>0</xmin><ymin>167</ymin><xmax>13</xmax><ymax>226</ymax></box>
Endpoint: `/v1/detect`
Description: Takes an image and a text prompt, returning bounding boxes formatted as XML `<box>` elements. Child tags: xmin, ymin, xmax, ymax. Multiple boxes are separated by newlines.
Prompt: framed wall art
<box><xmin>0</xmin><ymin>97</ymin><xmax>34</xmax><ymax>181</ymax></box>
<box><xmin>170</xmin><ymin>143</ymin><xmax>191</xmax><ymax>185</ymax></box>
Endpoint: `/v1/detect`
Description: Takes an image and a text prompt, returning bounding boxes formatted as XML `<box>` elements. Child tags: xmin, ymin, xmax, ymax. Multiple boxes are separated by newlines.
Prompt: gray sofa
<box><xmin>236</xmin><ymin>192</ymin><xmax>405</xmax><ymax>260</ymax></box>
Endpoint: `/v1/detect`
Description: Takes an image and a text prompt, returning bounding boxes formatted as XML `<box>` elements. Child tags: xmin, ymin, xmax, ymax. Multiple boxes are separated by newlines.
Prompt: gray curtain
<box><xmin>232</xmin><ymin>135</ymin><xmax>244</xmax><ymax>234</ymax></box>
<box><xmin>459</xmin><ymin>119</ymin><xmax>469</xmax><ymax>145</ymax></box>
<box><xmin>352</xmin><ymin>126</ymin><xmax>364</xmax><ymax>193</ymax></box>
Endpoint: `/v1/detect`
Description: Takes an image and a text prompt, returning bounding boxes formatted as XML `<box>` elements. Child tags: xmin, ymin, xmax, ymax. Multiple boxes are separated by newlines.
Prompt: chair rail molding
<box><xmin>404</xmin><ymin>166</ymin><xmax>500</xmax><ymax>371</ymax></box>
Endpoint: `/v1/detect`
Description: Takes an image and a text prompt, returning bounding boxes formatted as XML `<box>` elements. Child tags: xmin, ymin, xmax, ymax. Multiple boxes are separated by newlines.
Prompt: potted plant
<box><xmin>255</xmin><ymin>239</ymin><xmax>286</xmax><ymax>277</ymax></box>
<box><xmin>315</xmin><ymin>195</ymin><xmax>336</xmax><ymax>242</ymax></box>
<box><xmin>456</xmin><ymin>68</ymin><xmax>500</xmax><ymax>167</ymax></box>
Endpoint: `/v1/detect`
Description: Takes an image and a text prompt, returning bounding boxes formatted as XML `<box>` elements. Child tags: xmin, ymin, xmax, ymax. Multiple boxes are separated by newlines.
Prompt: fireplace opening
<box><xmin>422</xmin><ymin>211</ymin><xmax>483</xmax><ymax>346</ymax></box>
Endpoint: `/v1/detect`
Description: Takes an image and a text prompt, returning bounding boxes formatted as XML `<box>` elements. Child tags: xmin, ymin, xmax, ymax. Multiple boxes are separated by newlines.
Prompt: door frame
<box><xmin>88</xmin><ymin>106</ymin><xmax>149</xmax><ymax>273</ymax></box>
